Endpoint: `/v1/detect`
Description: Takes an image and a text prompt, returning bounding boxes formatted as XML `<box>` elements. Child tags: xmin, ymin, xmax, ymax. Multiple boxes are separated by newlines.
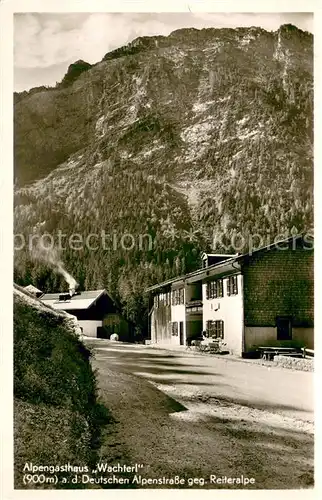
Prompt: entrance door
<box><xmin>276</xmin><ymin>316</ymin><xmax>292</xmax><ymax>340</ymax></box>
<box><xmin>179</xmin><ymin>322</ymin><xmax>184</xmax><ymax>345</ymax></box>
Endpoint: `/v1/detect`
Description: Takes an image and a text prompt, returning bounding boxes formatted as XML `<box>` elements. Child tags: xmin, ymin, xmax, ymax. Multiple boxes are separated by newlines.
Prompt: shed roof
<box><xmin>41</xmin><ymin>289</ymin><xmax>106</xmax><ymax>310</ymax></box>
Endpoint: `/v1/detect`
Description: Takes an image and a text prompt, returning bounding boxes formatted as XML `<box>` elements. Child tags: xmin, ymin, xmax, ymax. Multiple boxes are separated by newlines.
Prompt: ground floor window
<box><xmin>171</xmin><ymin>322</ymin><xmax>178</xmax><ymax>336</ymax></box>
<box><xmin>206</xmin><ymin>320</ymin><xmax>224</xmax><ymax>339</ymax></box>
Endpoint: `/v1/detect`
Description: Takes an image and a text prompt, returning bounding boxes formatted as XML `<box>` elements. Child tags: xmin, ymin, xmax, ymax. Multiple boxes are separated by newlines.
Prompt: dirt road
<box><xmin>88</xmin><ymin>341</ymin><xmax>314</xmax><ymax>490</ymax></box>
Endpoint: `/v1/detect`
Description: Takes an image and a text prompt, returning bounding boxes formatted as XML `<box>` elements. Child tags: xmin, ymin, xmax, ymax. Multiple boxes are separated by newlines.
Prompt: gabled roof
<box><xmin>146</xmin><ymin>233</ymin><xmax>314</xmax><ymax>293</ymax></box>
<box><xmin>145</xmin><ymin>258</ymin><xmax>239</xmax><ymax>292</ymax></box>
<box><xmin>41</xmin><ymin>289</ymin><xmax>106</xmax><ymax>310</ymax></box>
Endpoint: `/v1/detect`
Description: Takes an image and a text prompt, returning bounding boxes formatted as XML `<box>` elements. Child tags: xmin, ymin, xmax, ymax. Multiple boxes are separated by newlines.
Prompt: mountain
<box><xmin>14</xmin><ymin>24</ymin><xmax>314</xmax><ymax>336</ymax></box>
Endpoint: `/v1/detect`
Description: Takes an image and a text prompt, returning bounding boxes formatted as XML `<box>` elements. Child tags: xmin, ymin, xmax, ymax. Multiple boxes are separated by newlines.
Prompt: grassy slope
<box><xmin>14</xmin><ymin>288</ymin><xmax>111</xmax><ymax>489</ymax></box>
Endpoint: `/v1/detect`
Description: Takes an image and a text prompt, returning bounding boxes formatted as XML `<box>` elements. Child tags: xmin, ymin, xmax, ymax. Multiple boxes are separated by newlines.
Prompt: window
<box><xmin>172</xmin><ymin>287</ymin><xmax>184</xmax><ymax>305</ymax></box>
<box><xmin>154</xmin><ymin>291</ymin><xmax>172</xmax><ymax>307</ymax></box>
<box><xmin>206</xmin><ymin>320</ymin><xmax>224</xmax><ymax>339</ymax></box>
<box><xmin>227</xmin><ymin>276</ymin><xmax>238</xmax><ymax>296</ymax></box>
<box><xmin>171</xmin><ymin>322</ymin><xmax>178</xmax><ymax>336</ymax></box>
<box><xmin>206</xmin><ymin>279</ymin><xmax>224</xmax><ymax>299</ymax></box>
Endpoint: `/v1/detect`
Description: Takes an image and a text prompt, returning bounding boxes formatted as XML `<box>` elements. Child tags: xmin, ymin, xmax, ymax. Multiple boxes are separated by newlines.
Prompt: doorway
<box><xmin>276</xmin><ymin>316</ymin><xmax>292</xmax><ymax>340</ymax></box>
<box><xmin>179</xmin><ymin>321</ymin><xmax>184</xmax><ymax>345</ymax></box>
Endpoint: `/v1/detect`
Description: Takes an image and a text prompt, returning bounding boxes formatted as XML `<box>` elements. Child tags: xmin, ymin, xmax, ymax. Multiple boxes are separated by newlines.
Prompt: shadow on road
<box><xmin>92</xmin><ymin>346</ymin><xmax>312</xmax><ymax>416</ymax></box>
<box><xmin>88</xmin><ymin>343</ymin><xmax>314</xmax><ymax>490</ymax></box>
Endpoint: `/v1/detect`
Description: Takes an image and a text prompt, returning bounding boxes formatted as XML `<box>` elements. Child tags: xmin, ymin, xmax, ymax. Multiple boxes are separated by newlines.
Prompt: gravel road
<box><xmin>88</xmin><ymin>340</ymin><xmax>314</xmax><ymax>490</ymax></box>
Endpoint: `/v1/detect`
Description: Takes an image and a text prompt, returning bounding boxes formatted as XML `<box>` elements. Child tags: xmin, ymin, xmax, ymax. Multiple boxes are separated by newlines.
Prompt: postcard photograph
<box><xmin>3</xmin><ymin>1</ymin><xmax>316</xmax><ymax>493</ymax></box>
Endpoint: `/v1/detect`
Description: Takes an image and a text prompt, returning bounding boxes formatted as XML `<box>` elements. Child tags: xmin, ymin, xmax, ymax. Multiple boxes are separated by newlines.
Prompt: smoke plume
<box><xmin>32</xmin><ymin>242</ymin><xmax>78</xmax><ymax>290</ymax></box>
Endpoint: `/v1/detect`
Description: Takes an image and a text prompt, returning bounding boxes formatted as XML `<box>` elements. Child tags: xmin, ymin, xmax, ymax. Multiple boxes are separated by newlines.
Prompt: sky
<box><xmin>14</xmin><ymin>12</ymin><xmax>313</xmax><ymax>92</ymax></box>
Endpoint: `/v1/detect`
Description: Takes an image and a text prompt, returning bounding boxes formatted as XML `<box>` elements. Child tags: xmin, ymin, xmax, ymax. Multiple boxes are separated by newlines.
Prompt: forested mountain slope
<box><xmin>14</xmin><ymin>24</ymin><xmax>313</xmax><ymax>336</ymax></box>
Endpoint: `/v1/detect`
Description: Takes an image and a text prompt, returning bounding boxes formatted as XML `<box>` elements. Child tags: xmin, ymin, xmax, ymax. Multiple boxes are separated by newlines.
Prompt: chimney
<box><xmin>59</xmin><ymin>293</ymin><xmax>70</xmax><ymax>301</ymax></box>
<box><xmin>69</xmin><ymin>282</ymin><xmax>79</xmax><ymax>298</ymax></box>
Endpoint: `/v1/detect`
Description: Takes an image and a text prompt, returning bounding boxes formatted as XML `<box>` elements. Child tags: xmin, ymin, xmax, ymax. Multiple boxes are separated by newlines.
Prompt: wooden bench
<box><xmin>278</xmin><ymin>352</ymin><xmax>303</xmax><ymax>358</ymax></box>
<box><xmin>257</xmin><ymin>346</ymin><xmax>302</xmax><ymax>361</ymax></box>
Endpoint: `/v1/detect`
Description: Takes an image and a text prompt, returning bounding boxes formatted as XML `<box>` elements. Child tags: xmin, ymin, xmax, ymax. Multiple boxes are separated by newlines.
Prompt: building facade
<box><xmin>146</xmin><ymin>235</ymin><xmax>314</xmax><ymax>356</ymax></box>
<box><xmin>202</xmin><ymin>273</ymin><xmax>244</xmax><ymax>355</ymax></box>
<box><xmin>41</xmin><ymin>289</ymin><xmax>130</xmax><ymax>340</ymax></box>
<box><xmin>242</xmin><ymin>242</ymin><xmax>314</xmax><ymax>351</ymax></box>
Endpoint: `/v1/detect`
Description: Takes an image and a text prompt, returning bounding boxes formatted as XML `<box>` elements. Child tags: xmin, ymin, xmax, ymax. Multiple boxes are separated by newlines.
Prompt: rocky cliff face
<box><xmin>14</xmin><ymin>24</ymin><xmax>313</xmax><ymax>334</ymax></box>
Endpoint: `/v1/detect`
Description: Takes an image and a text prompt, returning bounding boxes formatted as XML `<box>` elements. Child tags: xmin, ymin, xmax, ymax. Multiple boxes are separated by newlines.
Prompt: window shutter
<box><xmin>214</xmin><ymin>281</ymin><xmax>217</xmax><ymax>299</ymax></box>
<box><xmin>221</xmin><ymin>320</ymin><xmax>224</xmax><ymax>339</ymax></box>
<box><xmin>233</xmin><ymin>277</ymin><xmax>238</xmax><ymax>295</ymax></box>
<box><xmin>206</xmin><ymin>284</ymin><xmax>209</xmax><ymax>300</ymax></box>
<box><xmin>227</xmin><ymin>278</ymin><xmax>231</xmax><ymax>296</ymax></box>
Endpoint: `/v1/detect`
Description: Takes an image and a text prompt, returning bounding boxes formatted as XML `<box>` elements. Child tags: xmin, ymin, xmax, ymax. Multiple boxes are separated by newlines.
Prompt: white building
<box><xmin>41</xmin><ymin>289</ymin><xmax>130</xmax><ymax>340</ymax></box>
<box><xmin>146</xmin><ymin>235</ymin><xmax>314</xmax><ymax>356</ymax></box>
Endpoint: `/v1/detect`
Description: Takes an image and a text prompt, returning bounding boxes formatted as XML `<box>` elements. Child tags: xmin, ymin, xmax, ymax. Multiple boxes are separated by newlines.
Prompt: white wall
<box><xmin>78</xmin><ymin>320</ymin><xmax>102</xmax><ymax>337</ymax></box>
<box><xmin>244</xmin><ymin>327</ymin><xmax>277</xmax><ymax>351</ymax></box>
<box><xmin>293</xmin><ymin>328</ymin><xmax>314</xmax><ymax>349</ymax></box>
<box><xmin>171</xmin><ymin>303</ymin><xmax>186</xmax><ymax>345</ymax></box>
<box><xmin>244</xmin><ymin>327</ymin><xmax>314</xmax><ymax>351</ymax></box>
<box><xmin>202</xmin><ymin>274</ymin><xmax>244</xmax><ymax>356</ymax></box>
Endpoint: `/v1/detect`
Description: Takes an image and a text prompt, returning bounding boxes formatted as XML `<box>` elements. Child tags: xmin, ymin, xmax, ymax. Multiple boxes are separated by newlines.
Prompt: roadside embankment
<box><xmin>14</xmin><ymin>285</ymin><xmax>112</xmax><ymax>489</ymax></box>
